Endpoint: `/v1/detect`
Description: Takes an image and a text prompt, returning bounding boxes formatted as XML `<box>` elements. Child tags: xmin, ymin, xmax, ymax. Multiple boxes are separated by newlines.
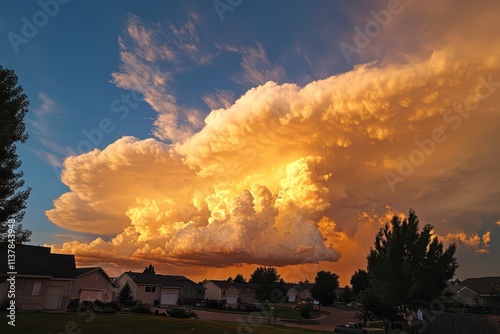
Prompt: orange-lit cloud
<box><xmin>47</xmin><ymin>0</ymin><xmax>500</xmax><ymax>283</ymax></box>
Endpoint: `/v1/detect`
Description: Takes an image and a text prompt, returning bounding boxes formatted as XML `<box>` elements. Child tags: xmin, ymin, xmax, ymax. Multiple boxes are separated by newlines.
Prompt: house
<box><xmin>286</xmin><ymin>284</ymin><xmax>299</xmax><ymax>302</ymax></box>
<box><xmin>70</xmin><ymin>267</ymin><xmax>118</xmax><ymax>303</ymax></box>
<box><xmin>0</xmin><ymin>243</ymin><xmax>76</xmax><ymax>311</ymax></box>
<box><xmin>459</xmin><ymin>276</ymin><xmax>500</xmax><ymax>306</ymax></box>
<box><xmin>203</xmin><ymin>280</ymin><xmax>258</xmax><ymax>305</ymax></box>
<box><xmin>447</xmin><ymin>284</ymin><xmax>482</xmax><ymax>306</ymax></box>
<box><xmin>298</xmin><ymin>284</ymin><xmax>314</xmax><ymax>300</ymax></box>
<box><xmin>115</xmin><ymin>271</ymin><xmax>204</xmax><ymax>306</ymax></box>
<box><xmin>286</xmin><ymin>283</ymin><xmax>314</xmax><ymax>302</ymax></box>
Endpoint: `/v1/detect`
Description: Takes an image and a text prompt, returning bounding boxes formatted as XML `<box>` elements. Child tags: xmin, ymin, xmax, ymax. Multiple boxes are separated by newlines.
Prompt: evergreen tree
<box><xmin>0</xmin><ymin>66</ymin><xmax>32</xmax><ymax>243</ymax></box>
<box><xmin>119</xmin><ymin>282</ymin><xmax>134</xmax><ymax>306</ymax></box>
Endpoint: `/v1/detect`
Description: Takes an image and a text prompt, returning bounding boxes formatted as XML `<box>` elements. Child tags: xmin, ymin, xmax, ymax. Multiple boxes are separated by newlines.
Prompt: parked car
<box><xmin>334</xmin><ymin>323</ymin><xmax>368</xmax><ymax>333</ymax></box>
<box><xmin>294</xmin><ymin>300</ymin><xmax>313</xmax><ymax>309</ymax></box>
<box><xmin>346</xmin><ymin>301</ymin><xmax>361</xmax><ymax>308</ymax></box>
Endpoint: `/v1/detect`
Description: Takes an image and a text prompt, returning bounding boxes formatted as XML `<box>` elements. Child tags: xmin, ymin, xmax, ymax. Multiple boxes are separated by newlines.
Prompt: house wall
<box><xmin>135</xmin><ymin>284</ymin><xmax>162</xmax><ymax>304</ymax></box>
<box><xmin>70</xmin><ymin>270</ymin><xmax>116</xmax><ymax>303</ymax></box>
<box><xmin>116</xmin><ymin>273</ymin><xmax>138</xmax><ymax>300</ymax></box>
<box><xmin>299</xmin><ymin>289</ymin><xmax>312</xmax><ymax>300</ymax></box>
<box><xmin>178</xmin><ymin>281</ymin><xmax>204</xmax><ymax>302</ymax></box>
<box><xmin>203</xmin><ymin>281</ymin><xmax>223</xmax><ymax>301</ymax></box>
<box><xmin>456</xmin><ymin>288</ymin><xmax>483</xmax><ymax>306</ymax></box>
<box><xmin>239</xmin><ymin>288</ymin><xmax>256</xmax><ymax>303</ymax></box>
<box><xmin>287</xmin><ymin>288</ymin><xmax>298</xmax><ymax>302</ymax></box>
<box><xmin>14</xmin><ymin>277</ymin><xmax>72</xmax><ymax>311</ymax></box>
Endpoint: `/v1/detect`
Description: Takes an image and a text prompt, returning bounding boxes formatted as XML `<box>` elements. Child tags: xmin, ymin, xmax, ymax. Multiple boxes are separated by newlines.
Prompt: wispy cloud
<box><xmin>111</xmin><ymin>13</ymin><xmax>219</xmax><ymax>142</ymax></box>
<box><xmin>28</xmin><ymin>92</ymin><xmax>66</xmax><ymax>168</ymax></box>
<box><xmin>218</xmin><ymin>42</ymin><xmax>287</xmax><ymax>86</ymax></box>
<box><xmin>201</xmin><ymin>89</ymin><xmax>235</xmax><ymax>110</ymax></box>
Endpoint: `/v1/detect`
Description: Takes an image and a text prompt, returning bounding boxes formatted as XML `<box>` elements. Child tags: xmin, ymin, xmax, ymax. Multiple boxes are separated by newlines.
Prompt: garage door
<box><xmin>226</xmin><ymin>295</ymin><xmax>238</xmax><ymax>304</ymax></box>
<box><xmin>161</xmin><ymin>292</ymin><xmax>178</xmax><ymax>305</ymax></box>
<box><xmin>288</xmin><ymin>293</ymin><xmax>297</xmax><ymax>302</ymax></box>
<box><xmin>44</xmin><ymin>286</ymin><xmax>63</xmax><ymax>310</ymax></box>
<box><xmin>80</xmin><ymin>289</ymin><xmax>104</xmax><ymax>302</ymax></box>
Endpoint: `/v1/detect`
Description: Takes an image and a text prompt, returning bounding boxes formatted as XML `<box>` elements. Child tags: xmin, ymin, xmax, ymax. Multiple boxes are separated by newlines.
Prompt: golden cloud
<box><xmin>46</xmin><ymin>0</ymin><xmax>500</xmax><ymax>280</ymax></box>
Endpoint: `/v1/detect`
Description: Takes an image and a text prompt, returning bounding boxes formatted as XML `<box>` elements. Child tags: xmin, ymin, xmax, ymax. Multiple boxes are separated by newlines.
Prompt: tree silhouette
<box><xmin>233</xmin><ymin>274</ymin><xmax>246</xmax><ymax>283</ymax></box>
<box><xmin>311</xmin><ymin>270</ymin><xmax>339</xmax><ymax>306</ymax></box>
<box><xmin>119</xmin><ymin>282</ymin><xmax>134</xmax><ymax>306</ymax></box>
<box><xmin>143</xmin><ymin>264</ymin><xmax>155</xmax><ymax>274</ymax></box>
<box><xmin>249</xmin><ymin>266</ymin><xmax>285</xmax><ymax>302</ymax></box>
<box><xmin>362</xmin><ymin>209</ymin><xmax>458</xmax><ymax>333</ymax></box>
<box><xmin>350</xmin><ymin>269</ymin><xmax>370</xmax><ymax>296</ymax></box>
<box><xmin>0</xmin><ymin>66</ymin><xmax>32</xmax><ymax>243</ymax></box>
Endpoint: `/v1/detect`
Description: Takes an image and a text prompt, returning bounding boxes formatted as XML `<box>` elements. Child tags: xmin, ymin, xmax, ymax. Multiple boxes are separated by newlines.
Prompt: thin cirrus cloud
<box><xmin>47</xmin><ymin>1</ymin><xmax>500</xmax><ymax>279</ymax></box>
<box><xmin>27</xmin><ymin>92</ymin><xmax>66</xmax><ymax>169</ymax></box>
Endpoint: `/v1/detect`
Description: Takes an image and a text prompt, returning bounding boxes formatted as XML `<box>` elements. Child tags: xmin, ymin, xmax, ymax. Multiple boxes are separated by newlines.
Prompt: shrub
<box><xmin>106</xmin><ymin>301</ymin><xmax>120</xmax><ymax>311</ymax></box>
<box><xmin>297</xmin><ymin>304</ymin><xmax>313</xmax><ymax>319</ymax></box>
<box><xmin>167</xmin><ymin>307</ymin><xmax>198</xmax><ymax>318</ymax></box>
<box><xmin>67</xmin><ymin>298</ymin><xmax>80</xmax><ymax>311</ymax></box>
<box><xmin>131</xmin><ymin>303</ymin><xmax>152</xmax><ymax>314</ymax></box>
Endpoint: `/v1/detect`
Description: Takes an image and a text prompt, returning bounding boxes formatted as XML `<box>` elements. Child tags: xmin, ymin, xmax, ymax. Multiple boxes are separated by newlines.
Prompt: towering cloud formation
<box><xmin>47</xmin><ymin>0</ymin><xmax>500</xmax><ymax>280</ymax></box>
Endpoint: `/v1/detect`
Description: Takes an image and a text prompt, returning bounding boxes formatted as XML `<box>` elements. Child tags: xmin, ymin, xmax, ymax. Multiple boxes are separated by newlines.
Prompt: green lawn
<box><xmin>0</xmin><ymin>311</ymin><xmax>327</xmax><ymax>334</ymax></box>
<box><xmin>193</xmin><ymin>304</ymin><xmax>322</xmax><ymax>320</ymax></box>
<box><xmin>272</xmin><ymin>304</ymin><xmax>323</xmax><ymax>320</ymax></box>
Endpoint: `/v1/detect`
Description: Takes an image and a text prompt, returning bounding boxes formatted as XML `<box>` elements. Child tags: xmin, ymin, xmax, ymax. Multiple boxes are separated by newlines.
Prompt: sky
<box><xmin>1</xmin><ymin>0</ymin><xmax>499</xmax><ymax>285</ymax></box>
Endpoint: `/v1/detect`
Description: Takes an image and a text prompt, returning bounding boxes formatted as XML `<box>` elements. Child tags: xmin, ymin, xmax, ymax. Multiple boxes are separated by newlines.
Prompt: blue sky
<box><xmin>1</xmin><ymin>0</ymin><xmax>499</xmax><ymax>283</ymax></box>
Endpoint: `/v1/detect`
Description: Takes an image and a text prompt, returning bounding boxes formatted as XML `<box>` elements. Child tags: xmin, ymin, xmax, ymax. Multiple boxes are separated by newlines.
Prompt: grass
<box><xmin>193</xmin><ymin>304</ymin><xmax>322</xmax><ymax>320</ymax></box>
<box><xmin>0</xmin><ymin>311</ymin><xmax>328</xmax><ymax>334</ymax></box>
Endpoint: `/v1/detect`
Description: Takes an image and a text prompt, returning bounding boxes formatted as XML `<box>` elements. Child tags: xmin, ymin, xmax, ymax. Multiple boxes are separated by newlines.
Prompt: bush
<box><xmin>297</xmin><ymin>304</ymin><xmax>313</xmax><ymax>319</ymax></box>
<box><xmin>167</xmin><ymin>307</ymin><xmax>198</xmax><ymax>318</ymax></box>
<box><xmin>131</xmin><ymin>303</ymin><xmax>152</xmax><ymax>314</ymax></box>
<box><xmin>67</xmin><ymin>298</ymin><xmax>80</xmax><ymax>311</ymax></box>
<box><xmin>106</xmin><ymin>301</ymin><xmax>121</xmax><ymax>311</ymax></box>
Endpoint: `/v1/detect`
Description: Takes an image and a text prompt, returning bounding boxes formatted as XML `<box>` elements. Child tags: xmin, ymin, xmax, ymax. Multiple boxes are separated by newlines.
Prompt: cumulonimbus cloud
<box><xmin>47</xmin><ymin>0</ymin><xmax>500</xmax><ymax>276</ymax></box>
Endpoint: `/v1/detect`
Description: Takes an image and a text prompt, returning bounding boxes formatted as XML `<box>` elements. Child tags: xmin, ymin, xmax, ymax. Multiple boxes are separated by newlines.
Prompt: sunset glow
<box><xmin>2</xmin><ymin>0</ymin><xmax>499</xmax><ymax>285</ymax></box>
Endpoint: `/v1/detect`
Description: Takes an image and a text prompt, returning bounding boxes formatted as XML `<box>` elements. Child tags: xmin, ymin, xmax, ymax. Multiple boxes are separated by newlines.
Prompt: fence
<box><xmin>410</xmin><ymin>312</ymin><xmax>500</xmax><ymax>334</ymax></box>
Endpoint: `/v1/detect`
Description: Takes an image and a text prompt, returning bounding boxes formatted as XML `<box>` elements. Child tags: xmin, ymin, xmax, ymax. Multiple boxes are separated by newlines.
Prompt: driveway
<box><xmin>195</xmin><ymin>306</ymin><xmax>361</xmax><ymax>332</ymax></box>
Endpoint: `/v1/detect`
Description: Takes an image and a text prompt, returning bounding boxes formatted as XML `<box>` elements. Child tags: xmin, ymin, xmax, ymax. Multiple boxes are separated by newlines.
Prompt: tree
<box><xmin>143</xmin><ymin>264</ymin><xmax>155</xmax><ymax>274</ymax></box>
<box><xmin>341</xmin><ymin>285</ymin><xmax>354</xmax><ymax>302</ymax></box>
<box><xmin>0</xmin><ymin>66</ymin><xmax>32</xmax><ymax>243</ymax></box>
<box><xmin>311</xmin><ymin>270</ymin><xmax>339</xmax><ymax>306</ymax></box>
<box><xmin>362</xmin><ymin>209</ymin><xmax>458</xmax><ymax>332</ymax></box>
<box><xmin>233</xmin><ymin>274</ymin><xmax>246</xmax><ymax>283</ymax></box>
<box><xmin>350</xmin><ymin>269</ymin><xmax>371</xmax><ymax>296</ymax></box>
<box><xmin>119</xmin><ymin>282</ymin><xmax>134</xmax><ymax>306</ymax></box>
<box><xmin>249</xmin><ymin>266</ymin><xmax>286</xmax><ymax>302</ymax></box>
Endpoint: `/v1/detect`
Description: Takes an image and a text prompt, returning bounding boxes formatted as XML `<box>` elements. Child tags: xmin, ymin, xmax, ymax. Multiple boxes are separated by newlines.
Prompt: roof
<box><xmin>0</xmin><ymin>243</ymin><xmax>76</xmax><ymax>279</ymax></box>
<box><xmin>125</xmin><ymin>271</ymin><xmax>202</xmax><ymax>290</ymax></box>
<box><xmin>76</xmin><ymin>267</ymin><xmax>118</xmax><ymax>287</ymax></box>
<box><xmin>206</xmin><ymin>280</ymin><xmax>259</xmax><ymax>291</ymax></box>
<box><xmin>461</xmin><ymin>277</ymin><xmax>500</xmax><ymax>296</ymax></box>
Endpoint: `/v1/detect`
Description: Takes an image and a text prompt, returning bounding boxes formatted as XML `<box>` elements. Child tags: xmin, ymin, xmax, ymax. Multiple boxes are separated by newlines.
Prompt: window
<box><xmin>145</xmin><ymin>286</ymin><xmax>156</xmax><ymax>292</ymax></box>
<box><xmin>24</xmin><ymin>281</ymin><xmax>41</xmax><ymax>295</ymax></box>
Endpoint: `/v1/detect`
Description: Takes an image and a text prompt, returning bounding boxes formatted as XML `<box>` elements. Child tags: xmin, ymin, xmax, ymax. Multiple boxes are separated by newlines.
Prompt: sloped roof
<box><xmin>76</xmin><ymin>267</ymin><xmax>99</xmax><ymax>276</ymax></box>
<box><xmin>125</xmin><ymin>271</ymin><xmax>202</xmax><ymax>290</ymax></box>
<box><xmin>207</xmin><ymin>280</ymin><xmax>259</xmax><ymax>291</ymax></box>
<box><xmin>76</xmin><ymin>267</ymin><xmax>118</xmax><ymax>287</ymax></box>
<box><xmin>461</xmin><ymin>277</ymin><xmax>500</xmax><ymax>295</ymax></box>
<box><xmin>0</xmin><ymin>243</ymin><xmax>76</xmax><ymax>279</ymax></box>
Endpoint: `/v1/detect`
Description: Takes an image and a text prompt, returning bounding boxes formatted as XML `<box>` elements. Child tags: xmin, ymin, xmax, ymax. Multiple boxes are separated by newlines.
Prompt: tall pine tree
<box><xmin>0</xmin><ymin>66</ymin><xmax>32</xmax><ymax>243</ymax></box>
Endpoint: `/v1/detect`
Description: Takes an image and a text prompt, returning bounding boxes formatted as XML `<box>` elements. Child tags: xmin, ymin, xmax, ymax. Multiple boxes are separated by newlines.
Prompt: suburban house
<box><xmin>115</xmin><ymin>271</ymin><xmax>204</xmax><ymax>306</ymax></box>
<box><xmin>70</xmin><ymin>267</ymin><xmax>118</xmax><ymax>303</ymax></box>
<box><xmin>286</xmin><ymin>283</ymin><xmax>314</xmax><ymax>302</ymax></box>
<box><xmin>459</xmin><ymin>277</ymin><xmax>500</xmax><ymax>306</ymax></box>
<box><xmin>447</xmin><ymin>284</ymin><xmax>482</xmax><ymax>306</ymax></box>
<box><xmin>0</xmin><ymin>243</ymin><xmax>76</xmax><ymax>311</ymax></box>
<box><xmin>203</xmin><ymin>280</ymin><xmax>258</xmax><ymax>306</ymax></box>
